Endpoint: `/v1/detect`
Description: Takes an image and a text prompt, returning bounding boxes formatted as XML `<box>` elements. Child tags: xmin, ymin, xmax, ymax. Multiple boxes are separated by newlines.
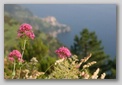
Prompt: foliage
<box><xmin>4</xmin><ymin>15</ymin><xmax>20</xmax><ymax>57</ymax></box>
<box><xmin>47</xmin><ymin>54</ymin><xmax>106</xmax><ymax>79</ymax></box>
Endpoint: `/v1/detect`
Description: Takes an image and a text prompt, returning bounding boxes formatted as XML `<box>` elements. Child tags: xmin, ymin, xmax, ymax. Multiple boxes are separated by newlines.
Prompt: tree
<box><xmin>71</xmin><ymin>28</ymin><xmax>110</xmax><ymax>76</ymax></box>
<box><xmin>105</xmin><ymin>57</ymin><xmax>116</xmax><ymax>79</ymax></box>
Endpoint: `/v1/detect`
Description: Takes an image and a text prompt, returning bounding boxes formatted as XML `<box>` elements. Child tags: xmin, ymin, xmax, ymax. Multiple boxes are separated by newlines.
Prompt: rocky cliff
<box><xmin>42</xmin><ymin>16</ymin><xmax>71</xmax><ymax>37</ymax></box>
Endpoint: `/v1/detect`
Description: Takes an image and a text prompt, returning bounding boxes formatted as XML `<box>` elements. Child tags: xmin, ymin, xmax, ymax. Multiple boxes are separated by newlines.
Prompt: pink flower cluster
<box><xmin>55</xmin><ymin>46</ymin><xmax>71</xmax><ymax>58</ymax></box>
<box><xmin>8</xmin><ymin>50</ymin><xmax>24</xmax><ymax>62</ymax></box>
<box><xmin>17</xmin><ymin>23</ymin><xmax>35</xmax><ymax>39</ymax></box>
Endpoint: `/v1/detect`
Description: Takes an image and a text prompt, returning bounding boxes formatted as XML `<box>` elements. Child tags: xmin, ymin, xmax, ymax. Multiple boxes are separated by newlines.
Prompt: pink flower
<box><xmin>9</xmin><ymin>50</ymin><xmax>22</xmax><ymax>58</ymax></box>
<box><xmin>25</xmin><ymin>31</ymin><xmax>35</xmax><ymax>40</ymax></box>
<box><xmin>18</xmin><ymin>58</ymin><xmax>24</xmax><ymax>63</ymax></box>
<box><xmin>17</xmin><ymin>23</ymin><xmax>35</xmax><ymax>39</ymax></box>
<box><xmin>8</xmin><ymin>57</ymin><xmax>14</xmax><ymax>62</ymax></box>
<box><xmin>19</xmin><ymin>23</ymin><xmax>32</xmax><ymax>32</ymax></box>
<box><xmin>8</xmin><ymin>50</ymin><xmax>23</xmax><ymax>62</ymax></box>
<box><xmin>55</xmin><ymin>46</ymin><xmax>71</xmax><ymax>58</ymax></box>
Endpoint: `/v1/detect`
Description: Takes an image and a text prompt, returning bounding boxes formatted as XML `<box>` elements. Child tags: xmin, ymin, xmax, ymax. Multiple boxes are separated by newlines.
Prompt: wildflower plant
<box><xmin>6</xmin><ymin>23</ymin><xmax>36</xmax><ymax>79</ymax></box>
<box><xmin>8</xmin><ymin>50</ymin><xmax>23</xmax><ymax>62</ymax></box>
<box><xmin>17</xmin><ymin>23</ymin><xmax>35</xmax><ymax>40</ymax></box>
<box><xmin>8</xmin><ymin>50</ymin><xmax>24</xmax><ymax>79</ymax></box>
<box><xmin>55</xmin><ymin>46</ymin><xmax>71</xmax><ymax>58</ymax></box>
<box><xmin>17</xmin><ymin>23</ymin><xmax>35</xmax><ymax>59</ymax></box>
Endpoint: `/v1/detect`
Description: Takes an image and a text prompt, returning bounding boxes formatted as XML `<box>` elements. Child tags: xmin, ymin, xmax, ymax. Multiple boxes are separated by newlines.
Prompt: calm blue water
<box><xmin>21</xmin><ymin>4</ymin><xmax>116</xmax><ymax>58</ymax></box>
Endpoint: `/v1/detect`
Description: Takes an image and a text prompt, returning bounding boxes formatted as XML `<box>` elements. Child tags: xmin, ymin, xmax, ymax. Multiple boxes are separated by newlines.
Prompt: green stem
<box><xmin>18</xmin><ymin>39</ymin><xmax>27</xmax><ymax>79</ymax></box>
<box><xmin>12</xmin><ymin>61</ymin><xmax>16</xmax><ymax>79</ymax></box>
<box><xmin>21</xmin><ymin>39</ymin><xmax>27</xmax><ymax>59</ymax></box>
<box><xmin>18</xmin><ymin>62</ymin><xmax>27</xmax><ymax>79</ymax></box>
<box><xmin>41</xmin><ymin>64</ymin><xmax>54</xmax><ymax>78</ymax></box>
<box><xmin>45</xmin><ymin>64</ymin><xmax>53</xmax><ymax>74</ymax></box>
<box><xmin>18</xmin><ymin>67</ymin><xmax>22</xmax><ymax>79</ymax></box>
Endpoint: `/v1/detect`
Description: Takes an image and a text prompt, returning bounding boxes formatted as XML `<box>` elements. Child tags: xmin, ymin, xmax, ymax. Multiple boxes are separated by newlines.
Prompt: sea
<box><xmin>20</xmin><ymin>4</ymin><xmax>116</xmax><ymax>58</ymax></box>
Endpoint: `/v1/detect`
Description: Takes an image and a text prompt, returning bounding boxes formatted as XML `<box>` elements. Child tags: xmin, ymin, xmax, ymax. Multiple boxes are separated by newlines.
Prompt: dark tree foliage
<box><xmin>71</xmin><ymin>28</ymin><xmax>116</xmax><ymax>79</ymax></box>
